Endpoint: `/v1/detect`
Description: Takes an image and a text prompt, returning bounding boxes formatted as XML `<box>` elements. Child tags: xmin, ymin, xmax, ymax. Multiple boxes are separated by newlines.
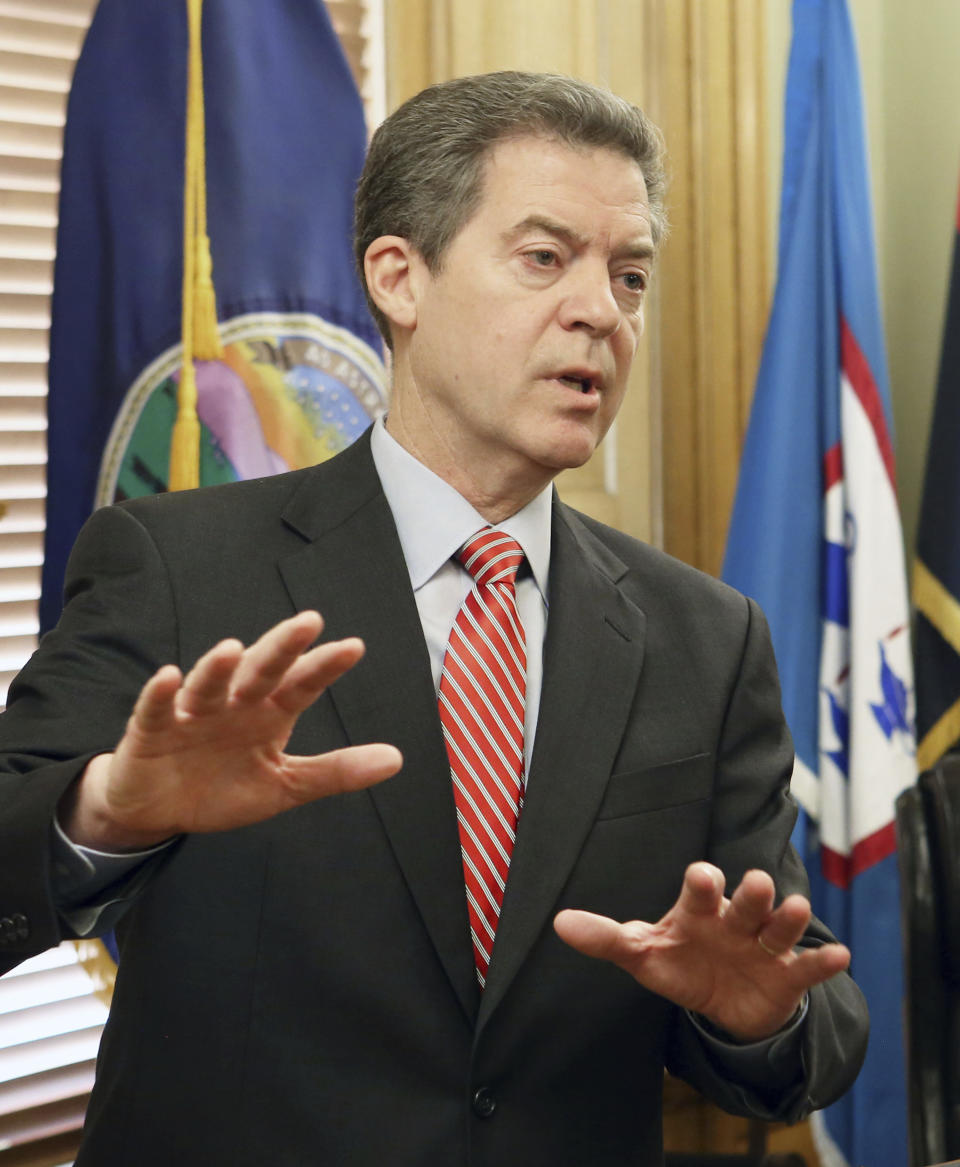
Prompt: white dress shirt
<box><xmin>370</xmin><ymin>415</ymin><xmax>552</xmax><ymax>771</ymax></box>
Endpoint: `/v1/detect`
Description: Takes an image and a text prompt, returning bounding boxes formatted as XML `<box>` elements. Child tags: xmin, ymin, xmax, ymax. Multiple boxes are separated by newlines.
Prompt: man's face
<box><xmin>400</xmin><ymin>134</ymin><xmax>655</xmax><ymax>499</ymax></box>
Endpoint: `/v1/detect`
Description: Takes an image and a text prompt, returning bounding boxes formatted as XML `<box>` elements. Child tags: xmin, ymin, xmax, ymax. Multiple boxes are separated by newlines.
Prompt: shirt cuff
<box><xmin>50</xmin><ymin>812</ymin><xmax>177</xmax><ymax>931</ymax></box>
<box><xmin>685</xmin><ymin>994</ymin><xmax>809</xmax><ymax>1082</ymax></box>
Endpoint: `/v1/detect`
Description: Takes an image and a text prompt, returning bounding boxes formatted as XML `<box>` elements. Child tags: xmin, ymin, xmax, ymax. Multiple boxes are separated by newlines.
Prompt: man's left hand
<box><xmin>553</xmin><ymin>862</ymin><xmax>850</xmax><ymax>1042</ymax></box>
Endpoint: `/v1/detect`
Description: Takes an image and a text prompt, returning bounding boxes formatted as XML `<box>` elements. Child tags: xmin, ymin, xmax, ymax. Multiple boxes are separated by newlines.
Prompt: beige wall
<box><xmin>386</xmin><ymin>1</ymin><xmax>960</xmax><ymax>571</ymax></box>
<box><xmin>766</xmin><ymin>0</ymin><xmax>960</xmax><ymax>563</ymax></box>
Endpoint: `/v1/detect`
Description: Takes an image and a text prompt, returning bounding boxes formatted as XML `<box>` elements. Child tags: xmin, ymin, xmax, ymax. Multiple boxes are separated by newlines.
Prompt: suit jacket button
<box><xmin>472</xmin><ymin>1087</ymin><xmax>497</xmax><ymax>1119</ymax></box>
<box><xmin>0</xmin><ymin>915</ymin><xmax>28</xmax><ymax>944</ymax></box>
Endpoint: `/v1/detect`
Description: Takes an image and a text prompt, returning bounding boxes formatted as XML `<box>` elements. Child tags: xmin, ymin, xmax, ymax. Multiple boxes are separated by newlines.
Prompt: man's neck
<box><xmin>384</xmin><ymin>407</ymin><xmax>553</xmax><ymax>526</ymax></box>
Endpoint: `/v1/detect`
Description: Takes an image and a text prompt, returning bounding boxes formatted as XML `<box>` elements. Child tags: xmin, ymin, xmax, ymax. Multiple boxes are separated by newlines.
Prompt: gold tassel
<box><xmin>192</xmin><ymin>234</ymin><xmax>223</xmax><ymax>360</ymax></box>
<box><xmin>189</xmin><ymin>6</ymin><xmax>222</xmax><ymax>362</ymax></box>
<box><xmin>170</xmin><ymin>0</ymin><xmax>221</xmax><ymax>490</ymax></box>
<box><xmin>169</xmin><ymin>362</ymin><xmax>202</xmax><ymax>491</ymax></box>
<box><xmin>75</xmin><ymin>939</ymin><xmax>118</xmax><ymax>1009</ymax></box>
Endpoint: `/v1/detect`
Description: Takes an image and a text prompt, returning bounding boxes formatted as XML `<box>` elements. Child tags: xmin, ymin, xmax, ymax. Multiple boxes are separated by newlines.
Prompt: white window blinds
<box><xmin>0</xmin><ymin>946</ymin><xmax>108</xmax><ymax>1166</ymax></box>
<box><xmin>0</xmin><ymin>0</ymin><xmax>92</xmax><ymax>710</ymax></box>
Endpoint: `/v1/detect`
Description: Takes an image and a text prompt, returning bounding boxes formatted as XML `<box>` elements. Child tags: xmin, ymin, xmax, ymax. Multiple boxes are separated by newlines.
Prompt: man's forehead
<box><xmin>476</xmin><ymin>134</ymin><xmax>654</xmax><ymax>248</ymax></box>
<box><xmin>481</xmin><ymin>132</ymin><xmax>645</xmax><ymax>185</ymax></box>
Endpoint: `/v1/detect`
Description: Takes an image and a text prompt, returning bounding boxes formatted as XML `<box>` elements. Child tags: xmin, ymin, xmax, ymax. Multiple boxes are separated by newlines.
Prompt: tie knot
<box><xmin>457</xmin><ymin>529</ymin><xmax>525</xmax><ymax>587</ymax></box>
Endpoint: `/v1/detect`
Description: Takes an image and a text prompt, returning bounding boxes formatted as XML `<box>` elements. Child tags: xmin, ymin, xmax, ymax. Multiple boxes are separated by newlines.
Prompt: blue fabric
<box><xmin>42</xmin><ymin>0</ymin><xmax>376</xmax><ymax>632</ymax></box>
<box><xmin>722</xmin><ymin>2</ymin><xmax>909</xmax><ymax>1162</ymax></box>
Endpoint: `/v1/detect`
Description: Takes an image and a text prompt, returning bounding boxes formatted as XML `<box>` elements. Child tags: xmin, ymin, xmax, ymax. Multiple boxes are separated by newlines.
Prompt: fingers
<box><xmin>553</xmin><ymin>911</ymin><xmax>657</xmax><ymax>975</ymax></box>
<box><xmin>159</xmin><ymin>612</ymin><xmax>358</xmax><ymax>721</ymax></box>
<box><xmin>724</xmin><ymin>869</ymin><xmax>812</xmax><ymax>957</ymax></box>
<box><xmin>176</xmin><ymin>639</ymin><xmax>243</xmax><ymax>716</ymax></box>
<box><xmin>130</xmin><ymin>664</ymin><xmax>183</xmax><ymax>734</ymax></box>
<box><xmin>558</xmin><ymin>865</ymin><xmax>823</xmax><ymax>972</ymax></box>
<box><xmin>231</xmin><ymin>611</ymin><xmax>324</xmax><ymax>702</ymax></box>
<box><xmin>789</xmin><ymin>942</ymin><xmax>851</xmax><ymax>986</ymax></box>
<box><xmin>553</xmin><ymin>909</ymin><xmax>638</xmax><ymax>962</ymax></box>
<box><xmin>726</xmin><ymin>869</ymin><xmax>775</xmax><ymax>930</ymax></box>
<box><xmin>755</xmin><ymin>895</ymin><xmax>812</xmax><ymax>957</ymax></box>
<box><xmin>270</xmin><ymin>637</ymin><xmax>366</xmax><ymax>715</ymax></box>
<box><xmin>675</xmin><ymin>862</ymin><xmax>726</xmax><ymax>917</ymax></box>
<box><xmin>282</xmin><ymin>742</ymin><xmax>403</xmax><ymax>799</ymax></box>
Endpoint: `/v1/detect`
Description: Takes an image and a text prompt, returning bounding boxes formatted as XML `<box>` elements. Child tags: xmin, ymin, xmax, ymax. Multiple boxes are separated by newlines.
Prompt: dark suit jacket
<box><xmin>0</xmin><ymin>430</ymin><xmax>867</xmax><ymax>1165</ymax></box>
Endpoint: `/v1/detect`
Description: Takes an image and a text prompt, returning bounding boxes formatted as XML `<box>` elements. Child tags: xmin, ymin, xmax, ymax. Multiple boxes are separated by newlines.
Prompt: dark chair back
<box><xmin>896</xmin><ymin>756</ymin><xmax>960</xmax><ymax>1166</ymax></box>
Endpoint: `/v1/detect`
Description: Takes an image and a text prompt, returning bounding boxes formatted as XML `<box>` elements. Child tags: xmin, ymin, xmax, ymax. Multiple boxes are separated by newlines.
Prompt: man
<box><xmin>0</xmin><ymin>73</ymin><xmax>866</xmax><ymax>1164</ymax></box>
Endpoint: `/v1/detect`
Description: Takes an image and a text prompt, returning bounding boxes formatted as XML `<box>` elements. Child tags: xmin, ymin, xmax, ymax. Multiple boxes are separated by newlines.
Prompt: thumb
<box><xmin>554</xmin><ymin>909</ymin><xmax>641</xmax><ymax>962</ymax></box>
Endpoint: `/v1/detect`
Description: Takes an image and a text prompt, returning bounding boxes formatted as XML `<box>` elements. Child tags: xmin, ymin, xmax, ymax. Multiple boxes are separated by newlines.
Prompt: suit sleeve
<box><xmin>665</xmin><ymin>596</ymin><xmax>869</xmax><ymax>1123</ymax></box>
<box><xmin>0</xmin><ymin>505</ymin><xmax>178</xmax><ymax>973</ymax></box>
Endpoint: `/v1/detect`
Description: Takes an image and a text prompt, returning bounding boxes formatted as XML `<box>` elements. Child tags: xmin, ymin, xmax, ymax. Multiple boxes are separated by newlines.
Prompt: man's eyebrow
<box><xmin>503</xmin><ymin>215</ymin><xmax>588</xmax><ymax>248</ymax></box>
<box><xmin>502</xmin><ymin>214</ymin><xmax>655</xmax><ymax>261</ymax></box>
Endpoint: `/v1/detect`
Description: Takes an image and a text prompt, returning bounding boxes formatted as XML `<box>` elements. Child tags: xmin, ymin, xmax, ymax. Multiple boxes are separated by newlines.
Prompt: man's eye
<box><xmin>529</xmin><ymin>249</ymin><xmax>556</xmax><ymax>266</ymax></box>
<box><xmin>621</xmin><ymin>272</ymin><xmax>647</xmax><ymax>292</ymax></box>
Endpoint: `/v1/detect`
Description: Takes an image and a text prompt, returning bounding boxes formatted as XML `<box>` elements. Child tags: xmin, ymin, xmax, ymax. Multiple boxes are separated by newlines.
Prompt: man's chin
<box><xmin>534</xmin><ymin>434</ymin><xmax>603</xmax><ymax>473</ymax></box>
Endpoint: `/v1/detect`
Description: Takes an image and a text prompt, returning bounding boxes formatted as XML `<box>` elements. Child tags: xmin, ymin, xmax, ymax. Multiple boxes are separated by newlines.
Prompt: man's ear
<box><xmin>364</xmin><ymin>236</ymin><xmax>423</xmax><ymax>335</ymax></box>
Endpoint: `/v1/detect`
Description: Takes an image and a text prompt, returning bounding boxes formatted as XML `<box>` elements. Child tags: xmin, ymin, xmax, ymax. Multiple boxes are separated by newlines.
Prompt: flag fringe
<box><xmin>169</xmin><ymin>363</ymin><xmax>201</xmax><ymax>491</ymax></box>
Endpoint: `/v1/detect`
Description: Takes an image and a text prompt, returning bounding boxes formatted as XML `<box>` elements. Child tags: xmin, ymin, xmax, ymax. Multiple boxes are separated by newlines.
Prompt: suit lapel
<box><xmin>277</xmin><ymin>434</ymin><xmax>480</xmax><ymax>1021</ymax></box>
<box><xmin>478</xmin><ymin>500</ymin><xmax>647</xmax><ymax>1029</ymax></box>
<box><xmin>275</xmin><ymin>441</ymin><xmax>648</xmax><ymax>1029</ymax></box>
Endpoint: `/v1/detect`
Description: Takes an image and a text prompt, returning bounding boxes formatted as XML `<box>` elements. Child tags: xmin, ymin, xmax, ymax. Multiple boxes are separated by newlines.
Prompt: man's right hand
<box><xmin>60</xmin><ymin>611</ymin><xmax>403</xmax><ymax>851</ymax></box>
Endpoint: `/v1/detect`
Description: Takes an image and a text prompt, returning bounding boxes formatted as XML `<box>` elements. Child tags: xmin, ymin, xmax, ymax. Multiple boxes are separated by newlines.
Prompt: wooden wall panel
<box><xmin>384</xmin><ymin>1</ymin><xmax>769</xmax><ymax>574</ymax></box>
<box><xmin>733</xmin><ymin>1</ymin><xmax>769</xmax><ymax>439</ymax></box>
<box><xmin>384</xmin><ymin>0</ymin><xmax>659</xmax><ymax>543</ymax></box>
<box><xmin>655</xmin><ymin>0</ymin><xmax>700</xmax><ymax>566</ymax></box>
<box><xmin>653</xmin><ymin>0</ymin><xmax>769</xmax><ymax>576</ymax></box>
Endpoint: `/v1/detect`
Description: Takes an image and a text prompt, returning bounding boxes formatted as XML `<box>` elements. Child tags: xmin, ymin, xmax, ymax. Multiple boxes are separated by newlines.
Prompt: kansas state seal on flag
<box><xmin>43</xmin><ymin>0</ymin><xmax>385</xmax><ymax>632</ymax></box>
<box><xmin>96</xmin><ymin>315</ymin><xmax>385</xmax><ymax>506</ymax></box>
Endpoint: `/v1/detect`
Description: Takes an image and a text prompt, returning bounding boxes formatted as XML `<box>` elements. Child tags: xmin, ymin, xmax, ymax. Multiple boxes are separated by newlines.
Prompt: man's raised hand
<box><xmin>61</xmin><ymin>611</ymin><xmax>402</xmax><ymax>851</ymax></box>
<box><xmin>554</xmin><ymin>862</ymin><xmax>851</xmax><ymax>1042</ymax></box>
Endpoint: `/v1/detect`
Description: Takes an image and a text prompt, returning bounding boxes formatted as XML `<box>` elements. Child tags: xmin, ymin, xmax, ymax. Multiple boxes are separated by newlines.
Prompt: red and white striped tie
<box><xmin>439</xmin><ymin>528</ymin><xmax>526</xmax><ymax>986</ymax></box>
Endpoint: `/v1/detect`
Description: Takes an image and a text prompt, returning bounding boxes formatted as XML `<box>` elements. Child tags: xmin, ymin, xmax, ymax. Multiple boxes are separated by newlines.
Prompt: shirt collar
<box><xmin>369</xmin><ymin>416</ymin><xmax>552</xmax><ymax>600</ymax></box>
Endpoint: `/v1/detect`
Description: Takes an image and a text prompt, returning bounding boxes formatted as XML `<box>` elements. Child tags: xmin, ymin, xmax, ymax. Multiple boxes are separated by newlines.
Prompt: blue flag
<box><xmin>42</xmin><ymin>0</ymin><xmax>386</xmax><ymax>634</ymax></box>
<box><xmin>722</xmin><ymin>2</ymin><xmax>915</xmax><ymax>1163</ymax></box>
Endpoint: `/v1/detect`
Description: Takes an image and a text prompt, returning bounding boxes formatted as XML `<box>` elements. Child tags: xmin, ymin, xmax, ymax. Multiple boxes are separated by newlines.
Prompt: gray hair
<box><xmin>354</xmin><ymin>71</ymin><xmax>668</xmax><ymax>345</ymax></box>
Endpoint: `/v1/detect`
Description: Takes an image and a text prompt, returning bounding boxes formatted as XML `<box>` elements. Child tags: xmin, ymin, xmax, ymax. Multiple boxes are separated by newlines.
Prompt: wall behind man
<box><xmin>386</xmin><ymin>0</ymin><xmax>960</xmax><ymax>572</ymax></box>
<box><xmin>766</xmin><ymin>0</ymin><xmax>960</xmax><ymax>564</ymax></box>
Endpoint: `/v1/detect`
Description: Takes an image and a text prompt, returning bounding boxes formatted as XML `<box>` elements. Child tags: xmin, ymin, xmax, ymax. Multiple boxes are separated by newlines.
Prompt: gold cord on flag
<box><xmin>913</xmin><ymin>557</ymin><xmax>960</xmax><ymax>770</ymax></box>
<box><xmin>169</xmin><ymin>0</ymin><xmax>223</xmax><ymax>492</ymax></box>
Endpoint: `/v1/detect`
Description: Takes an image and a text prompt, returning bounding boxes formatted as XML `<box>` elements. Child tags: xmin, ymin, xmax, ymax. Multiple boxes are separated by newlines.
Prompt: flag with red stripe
<box><xmin>722</xmin><ymin>2</ymin><xmax>915</xmax><ymax>1163</ymax></box>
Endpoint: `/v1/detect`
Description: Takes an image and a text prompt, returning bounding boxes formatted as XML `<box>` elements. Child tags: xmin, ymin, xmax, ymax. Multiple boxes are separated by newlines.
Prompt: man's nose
<box><xmin>557</xmin><ymin>265</ymin><xmax>621</xmax><ymax>337</ymax></box>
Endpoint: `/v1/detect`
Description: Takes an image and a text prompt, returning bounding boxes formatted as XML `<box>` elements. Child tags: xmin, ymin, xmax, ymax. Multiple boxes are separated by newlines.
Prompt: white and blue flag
<box><xmin>723</xmin><ymin>2</ymin><xmax>916</xmax><ymax>1163</ymax></box>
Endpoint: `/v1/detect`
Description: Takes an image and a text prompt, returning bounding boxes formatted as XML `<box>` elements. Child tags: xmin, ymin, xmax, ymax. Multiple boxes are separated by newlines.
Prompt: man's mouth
<box><xmin>557</xmin><ymin>374</ymin><xmax>595</xmax><ymax>394</ymax></box>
